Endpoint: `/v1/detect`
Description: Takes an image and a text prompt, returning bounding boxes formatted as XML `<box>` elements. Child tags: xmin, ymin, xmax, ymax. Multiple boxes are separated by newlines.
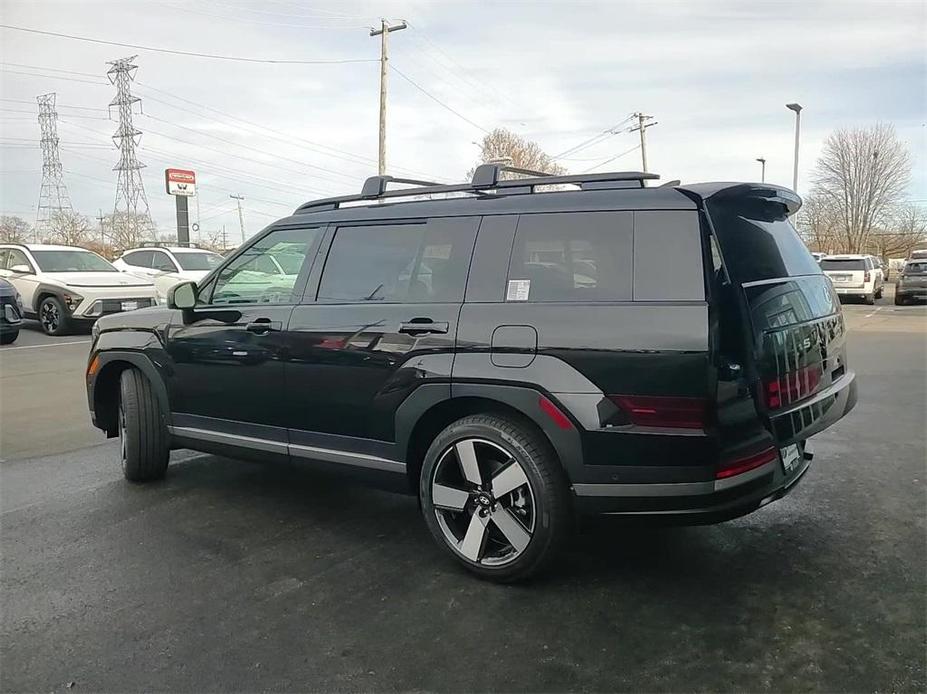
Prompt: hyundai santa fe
<box><xmin>86</xmin><ymin>165</ymin><xmax>857</xmax><ymax>581</ymax></box>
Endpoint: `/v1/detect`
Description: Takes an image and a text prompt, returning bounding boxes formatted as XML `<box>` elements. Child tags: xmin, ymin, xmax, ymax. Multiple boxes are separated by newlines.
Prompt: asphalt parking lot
<box><xmin>1</xmin><ymin>288</ymin><xmax>925</xmax><ymax>692</ymax></box>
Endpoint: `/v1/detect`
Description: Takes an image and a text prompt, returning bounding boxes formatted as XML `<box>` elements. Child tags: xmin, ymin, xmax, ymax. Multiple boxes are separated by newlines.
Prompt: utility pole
<box><xmin>35</xmin><ymin>93</ymin><xmax>73</xmax><ymax>241</ymax></box>
<box><xmin>756</xmin><ymin>157</ymin><xmax>767</xmax><ymax>183</ymax></box>
<box><xmin>786</xmin><ymin>103</ymin><xmax>803</xmax><ymax>192</ymax></box>
<box><xmin>369</xmin><ymin>19</ymin><xmax>407</xmax><ymax>175</ymax></box>
<box><xmin>630</xmin><ymin>112</ymin><xmax>657</xmax><ymax>174</ymax></box>
<box><xmin>107</xmin><ymin>56</ymin><xmax>156</xmax><ymax>244</ymax></box>
<box><xmin>221</xmin><ymin>224</ymin><xmax>227</xmax><ymax>251</ymax></box>
<box><xmin>97</xmin><ymin>208</ymin><xmax>106</xmax><ymax>249</ymax></box>
<box><xmin>230</xmin><ymin>194</ymin><xmax>245</xmax><ymax>243</ymax></box>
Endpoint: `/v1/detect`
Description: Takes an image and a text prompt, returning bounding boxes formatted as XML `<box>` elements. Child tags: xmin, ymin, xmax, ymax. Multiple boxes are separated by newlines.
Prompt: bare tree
<box><xmin>468</xmin><ymin>128</ymin><xmax>566</xmax><ymax>180</ymax></box>
<box><xmin>44</xmin><ymin>210</ymin><xmax>93</xmax><ymax>246</ymax></box>
<box><xmin>796</xmin><ymin>193</ymin><xmax>840</xmax><ymax>253</ymax></box>
<box><xmin>866</xmin><ymin>204</ymin><xmax>927</xmax><ymax>259</ymax></box>
<box><xmin>0</xmin><ymin>216</ymin><xmax>31</xmax><ymax>243</ymax></box>
<box><xmin>105</xmin><ymin>211</ymin><xmax>157</xmax><ymax>251</ymax></box>
<box><xmin>811</xmin><ymin>123</ymin><xmax>912</xmax><ymax>253</ymax></box>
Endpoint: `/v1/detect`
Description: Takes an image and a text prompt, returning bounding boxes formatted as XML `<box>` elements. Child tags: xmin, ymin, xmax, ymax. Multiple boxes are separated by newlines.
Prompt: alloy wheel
<box><xmin>431</xmin><ymin>438</ymin><xmax>536</xmax><ymax>567</ymax></box>
<box><xmin>40</xmin><ymin>301</ymin><xmax>59</xmax><ymax>334</ymax></box>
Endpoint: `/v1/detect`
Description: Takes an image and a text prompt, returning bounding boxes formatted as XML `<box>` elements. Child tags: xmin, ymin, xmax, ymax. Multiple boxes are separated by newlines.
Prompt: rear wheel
<box><xmin>895</xmin><ymin>293</ymin><xmax>907</xmax><ymax>306</ymax></box>
<box><xmin>864</xmin><ymin>292</ymin><xmax>875</xmax><ymax>305</ymax></box>
<box><xmin>39</xmin><ymin>296</ymin><xmax>71</xmax><ymax>336</ymax></box>
<box><xmin>875</xmin><ymin>286</ymin><xmax>883</xmax><ymax>299</ymax></box>
<box><xmin>118</xmin><ymin>368</ymin><xmax>170</xmax><ymax>482</ymax></box>
<box><xmin>419</xmin><ymin>414</ymin><xmax>570</xmax><ymax>582</ymax></box>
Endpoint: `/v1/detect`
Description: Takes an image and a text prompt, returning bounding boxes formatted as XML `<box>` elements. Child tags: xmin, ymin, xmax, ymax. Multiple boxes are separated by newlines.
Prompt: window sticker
<box><xmin>506</xmin><ymin>279</ymin><xmax>531</xmax><ymax>301</ymax></box>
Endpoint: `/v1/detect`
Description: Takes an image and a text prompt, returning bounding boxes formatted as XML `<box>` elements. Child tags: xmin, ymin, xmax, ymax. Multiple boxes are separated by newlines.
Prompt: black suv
<box><xmin>86</xmin><ymin>165</ymin><xmax>857</xmax><ymax>581</ymax></box>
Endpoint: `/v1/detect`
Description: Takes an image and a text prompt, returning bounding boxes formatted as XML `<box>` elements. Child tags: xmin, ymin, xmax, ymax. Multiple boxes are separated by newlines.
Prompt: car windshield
<box><xmin>31</xmin><ymin>250</ymin><xmax>118</xmax><ymax>272</ymax></box>
<box><xmin>175</xmin><ymin>252</ymin><xmax>222</xmax><ymax>271</ymax></box>
<box><xmin>903</xmin><ymin>261</ymin><xmax>927</xmax><ymax>275</ymax></box>
<box><xmin>820</xmin><ymin>259</ymin><xmax>866</xmax><ymax>271</ymax></box>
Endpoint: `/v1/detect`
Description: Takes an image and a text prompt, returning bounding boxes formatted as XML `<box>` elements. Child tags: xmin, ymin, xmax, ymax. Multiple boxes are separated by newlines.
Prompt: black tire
<box><xmin>419</xmin><ymin>413</ymin><xmax>571</xmax><ymax>582</ymax></box>
<box><xmin>38</xmin><ymin>296</ymin><xmax>71</xmax><ymax>336</ymax></box>
<box><xmin>895</xmin><ymin>294</ymin><xmax>907</xmax><ymax>306</ymax></box>
<box><xmin>0</xmin><ymin>330</ymin><xmax>18</xmax><ymax>345</ymax></box>
<box><xmin>875</xmin><ymin>286</ymin><xmax>883</xmax><ymax>299</ymax></box>
<box><xmin>118</xmin><ymin>368</ymin><xmax>170</xmax><ymax>482</ymax></box>
<box><xmin>864</xmin><ymin>293</ymin><xmax>875</xmax><ymax>305</ymax></box>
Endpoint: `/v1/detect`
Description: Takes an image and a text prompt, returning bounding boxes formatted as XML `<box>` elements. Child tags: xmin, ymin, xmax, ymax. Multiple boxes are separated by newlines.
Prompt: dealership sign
<box><xmin>165</xmin><ymin>168</ymin><xmax>196</xmax><ymax>196</ymax></box>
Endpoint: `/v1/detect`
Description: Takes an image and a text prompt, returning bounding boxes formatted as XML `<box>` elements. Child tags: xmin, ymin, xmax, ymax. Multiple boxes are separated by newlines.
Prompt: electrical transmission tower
<box><xmin>35</xmin><ymin>93</ymin><xmax>73</xmax><ymax>240</ymax></box>
<box><xmin>107</xmin><ymin>56</ymin><xmax>155</xmax><ymax>244</ymax></box>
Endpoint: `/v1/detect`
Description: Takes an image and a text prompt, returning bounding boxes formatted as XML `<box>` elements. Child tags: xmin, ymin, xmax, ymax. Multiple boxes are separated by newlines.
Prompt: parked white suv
<box><xmin>820</xmin><ymin>254</ymin><xmax>884</xmax><ymax>305</ymax></box>
<box><xmin>0</xmin><ymin>244</ymin><xmax>158</xmax><ymax>335</ymax></box>
<box><xmin>113</xmin><ymin>245</ymin><xmax>222</xmax><ymax>303</ymax></box>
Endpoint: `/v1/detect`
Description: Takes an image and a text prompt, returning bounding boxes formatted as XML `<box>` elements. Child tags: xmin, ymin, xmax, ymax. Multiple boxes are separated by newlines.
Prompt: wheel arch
<box><xmin>32</xmin><ymin>283</ymin><xmax>70</xmax><ymax>314</ymax></box>
<box><xmin>91</xmin><ymin>352</ymin><xmax>170</xmax><ymax>437</ymax></box>
<box><xmin>397</xmin><ymin>383</ymin><xmax>584</xmax><ymax>495</ymax></box>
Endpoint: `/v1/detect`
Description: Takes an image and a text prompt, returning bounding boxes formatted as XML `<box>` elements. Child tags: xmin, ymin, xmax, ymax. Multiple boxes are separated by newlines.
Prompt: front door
<box><xmin>164</xmin><ymin>226</ymin><xmax>323</xmax><ymax>441</ymax></box>
<box><xmin>285</xmin><ymin>217</ymin><xmax>480</xmax><ymax>448</ymax></box>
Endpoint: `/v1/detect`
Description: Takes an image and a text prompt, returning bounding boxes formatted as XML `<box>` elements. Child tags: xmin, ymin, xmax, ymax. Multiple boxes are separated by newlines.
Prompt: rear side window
<box><xmin>122</xmin><ymin>251</ymin><xmax>152</xmax><ymax>268</ymax></box>
<box><xmin>508</xmin><ymin>212</ymin><xmax>632</xmax><ymax>302</ymax></box>
<box><xmin>707</xmin><ymin>198</ymin><xmax>820</xmax><ymax>283</ymax></box>
<box><xmin>820</xmin><ymin>259</ymin><xmax>866</xmax><ymax>271</ymax></box>
<box><xmin>318</xmin><ymin>218</ymin><xmax>477</xmax><ymax>303</ymax></box>
<box><xmin>633</xmin><ymin>211</ymin><xmax>705</xmax><ymax>301</ymax></box>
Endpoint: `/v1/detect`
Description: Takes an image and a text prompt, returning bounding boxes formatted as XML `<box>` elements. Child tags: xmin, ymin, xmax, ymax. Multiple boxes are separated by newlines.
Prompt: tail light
<box><xmin>864</xmin><ymin>270</ymin><xmax>871</xmax><ymax>283</ymax></box>
<box><xmin>716</xmin><ymin>446</ymin><xmax>777</xmax><ymax>479</ymax></box>
<box><xmin>609</xmin><ymin>395</ymin><xmax>709</xmax><ymax>429</ymax></box>
<box><xmin>764</xmin><ymin>363</ymin><xmax>823</xmax><ymax>409</ymax></box>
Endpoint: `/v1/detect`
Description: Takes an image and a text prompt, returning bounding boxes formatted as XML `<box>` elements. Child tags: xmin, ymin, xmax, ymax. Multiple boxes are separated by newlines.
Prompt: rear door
<box><xmin>285</xmin><ymin>216</ymin><xmax>479</xmax><ymax>452</ymax></box>
<box><xmin>706</xmin><ymin>192</ymin><xmax>856</xmax><ymax>446</ymax></box>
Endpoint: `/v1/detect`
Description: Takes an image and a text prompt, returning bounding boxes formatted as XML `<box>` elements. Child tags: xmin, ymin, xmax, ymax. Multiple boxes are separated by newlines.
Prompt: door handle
<box><xmin>245</xmin><ymin>319</ymin><xmax>282</xmax><ymax>334</ymax></box>
<box><xmin>398</xmin><ymin>319</ymin><xmax>449</xmax><ymax>335</ymax></box>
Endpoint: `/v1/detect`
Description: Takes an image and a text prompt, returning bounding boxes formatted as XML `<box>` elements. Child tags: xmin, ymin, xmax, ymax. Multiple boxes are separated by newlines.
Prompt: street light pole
<box><xmin>756</xmin><ymin>157</ymin><xmax>766</xmax><ymax>183</ymax></box>
<box><xmin>786</xmin><ymin>103</ymin><xmax>802</xmax><ymax>192</ymax></box>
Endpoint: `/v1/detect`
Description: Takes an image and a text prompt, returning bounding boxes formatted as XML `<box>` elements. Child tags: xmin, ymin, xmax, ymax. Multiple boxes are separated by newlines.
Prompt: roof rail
<box><xmin>294</xmin><ymin>166</ymin><xmax>661</xmax><ymax>214</ymax></box>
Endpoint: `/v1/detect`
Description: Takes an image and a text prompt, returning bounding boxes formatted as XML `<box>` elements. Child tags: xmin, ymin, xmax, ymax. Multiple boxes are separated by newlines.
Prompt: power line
<box><xmin>389</xmin><ymin>64</ymin><xmax>489</xmax><ymax>134</ymax></box>
<box><xmin>0</xmin><ymin>95</ymin><xmax>108</xmax><ymax>111</ymax></box>
<box><xmin>0</xmin><ymin>25</ymin><xmax>378</xmax><ymax>65</ymax></box>
<box><xmin>0</xmin><ymin>62</ymin><xmax>102</xmax><ymax>79</ymax></box>
<box><xmin>553</xmin><ymin>116</ymin><xmax>635</xmax><ymax>160</ymax></box>
<box><xmin>580</xmin><ymin>145</ymin><xmax>642</xmax><ymax>173</ymax></box>
<box><xmin>0</xmin><ymin>67</ymin><xmax>109</xmax><ymax>86</ymax></box>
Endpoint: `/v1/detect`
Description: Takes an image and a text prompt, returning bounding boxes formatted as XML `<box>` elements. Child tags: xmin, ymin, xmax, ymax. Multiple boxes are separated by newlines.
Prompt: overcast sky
<box><xmin>1</xmin><ymin>0</ymin><xmax>924</xmax><ymax>242</ymax></box>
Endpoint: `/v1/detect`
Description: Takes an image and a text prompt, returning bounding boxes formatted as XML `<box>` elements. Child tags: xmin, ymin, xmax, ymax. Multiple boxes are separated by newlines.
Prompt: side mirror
<box><xmin>167</xmin><ymin>281</ymin><xmax>197</xmax><ymax>310</ymax></box>
<box><xmin>9</xmin><ymin>264</ymin><xmax>31</xmax><ymax>274</ymax></box>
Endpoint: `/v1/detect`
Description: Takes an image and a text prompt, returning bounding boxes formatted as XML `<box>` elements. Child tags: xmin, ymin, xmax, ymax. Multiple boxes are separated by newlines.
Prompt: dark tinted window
<box><xmin>633</xmin><ymin>211</ymin><xmax>705</xmax><ymax>301</ymax></box>
<box><xmin>820</xmin><ymin>259</ymin><xmax>866</xmax><ymax>271</ymax></box>
<box><xmin>318</xmin><ymin>218</ymin><xmax>477</xmax><ymax>303</ymax></box>
<box><xmin>122</xmin><ymin>251</ymin><xmax>152</xmax><ymax>268</ymax></box>
<box><xmin>150</xmin><ymin>251</ymin><xmax>177</xmax><ymax>272</ymax></box>
<box><xmin>211</xmin><ymin>227</ymin><xmax>317</xmax><ymax>305</ymax></box>
<box><xmin>707</xmin><ymin>198</ymin><xmax>820</xmax><ymax>283</ymax></box>
<box><xmin>904</xmin><ymin>261</ymin><xmax>927</xmax><ymax>275</ymax></box>
<box><xmin>175</xmin><ymin>252</ymin><xmax>222</xmax><ymax>271</ymax></box>
<box><xmin>508</xmin><ymin>212</ymin><xmax>632</xmax><ymax>302</ymax></box>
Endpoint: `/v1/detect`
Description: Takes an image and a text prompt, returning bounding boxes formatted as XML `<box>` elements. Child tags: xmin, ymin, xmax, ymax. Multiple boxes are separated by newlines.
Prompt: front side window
<box><xmin>175</xmin><ymin>252</ymin><xmax>222</xmax><ymax>271</ymax></box>
<box><xmin>508</xmin><ymin>212</ymin><xmax>633</xmax><ymax>302</ymax></box>
<box><xmin>151</xmin><ymin>251</ymin><xmax>177</xmax><ymax>272</ymax></box>
<box><xmin>317</xmin><ymin>218</ymin><xmax>477</xmax><ymax>303</ymax></box>
<box><xmin>31</xmin><ymin>250</ymin><xmax>117</xmax><ymax>273</ymax></box>
<box><xmin>7</xmin><ymin>249</ymin><xmax>33</xmax><ymax>272</ymax></box>
<box><xmin>210</xmin><ymin>228</ymin><xmax>317</xmax><ymax>305</ymax></box>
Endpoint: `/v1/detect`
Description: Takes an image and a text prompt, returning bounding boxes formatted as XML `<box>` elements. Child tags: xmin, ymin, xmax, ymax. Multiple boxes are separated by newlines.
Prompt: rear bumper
<box><xmin>833</xmin><ymin>286</ymin><xmax>872</xmax><ymax>295</ymax></box>
<box><xmin>573</xmin><ymin>445</ymin><xmax>812</xmax><ymax>523</ymax></box>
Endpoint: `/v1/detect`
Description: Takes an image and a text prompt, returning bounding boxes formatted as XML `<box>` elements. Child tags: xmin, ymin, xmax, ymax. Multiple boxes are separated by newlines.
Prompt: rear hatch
<box><xmin>901</xmin><ymin>260</ymin><xmax>927</xmax><ymax>288</ymax></box>
<box><xmin>820</xmin><ymin>258</ymin><xmax>868</xmax><ymax>289</ymax></box>
<box><xmin>703</xmin><ymin>185</ymin><xmax>857</xmax><ymax>447</ymax></box>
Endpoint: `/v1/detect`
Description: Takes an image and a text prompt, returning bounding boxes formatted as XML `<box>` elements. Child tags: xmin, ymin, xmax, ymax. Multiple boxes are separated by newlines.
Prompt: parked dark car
<box><xmin>895</xmin><ymin>259</ymin><xmax>927</xmax><ymax>305</ymax></box>
<box><xmin>0</xmin><ymin>278</ymin><xmax>23</xmax><ymax>344</ymax></box>
<box><xmin>86</xmin><ymin>165</ymin><xmax>857</xmax><ymax>581</ymax></box>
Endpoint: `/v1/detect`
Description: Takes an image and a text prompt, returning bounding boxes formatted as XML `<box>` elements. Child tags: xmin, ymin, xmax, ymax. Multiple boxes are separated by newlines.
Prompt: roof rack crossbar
<box><xmin>294</xmin><ymin>166</ymin><xmax>662</xmax><ymax>214</ymax></box>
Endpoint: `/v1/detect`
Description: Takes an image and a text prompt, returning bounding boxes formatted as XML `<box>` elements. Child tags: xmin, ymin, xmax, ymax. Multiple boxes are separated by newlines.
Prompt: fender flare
<box><xmin>90</xmin><ymin>350</ymin><xmax>171</xmax><ymax>434</ymax></box>
<box><xmin>32</xmin><ymin>283</ymin><xmax>75</xmax><ymax>315</ymax></box>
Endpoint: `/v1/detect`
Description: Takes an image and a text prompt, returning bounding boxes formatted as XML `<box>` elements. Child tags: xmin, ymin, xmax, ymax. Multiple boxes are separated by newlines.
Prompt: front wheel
<box><xmin>419</xmin><ymin>414</ymin><xmax>570</xmax><ymax>582</ymax></box>
<box><xmin>0</xmin><ymin>330</ymin><xmax>18</xmax><ymax>345</ymax></box>
<box><xmin>118</xmin><ymin>368</ymin><xmax>170</xmax><ymax>482</ymax></box>
<box><xmin>39</xmin><ymin>296</ymin><xmax>71</xmax><ymax>336</ymax></box>
<box><xmin>895</xmin><ymin>294</ymin><xmax>907</xmax><ymax>306</ymax></box>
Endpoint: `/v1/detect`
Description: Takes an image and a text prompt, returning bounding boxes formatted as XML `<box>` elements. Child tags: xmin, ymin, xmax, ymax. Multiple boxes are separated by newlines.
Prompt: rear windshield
<box><xmin>820</xmin><ymin>259</ymin><xmax>866</xmax><ymax>271</ymax></box>
<box><xmin>707</xmin><ymin>197</ymin><xmax>820</xmax><ymax>283</ymax></box>
<box><xmin>904</xmin><ymin>261</ymin><xmax>927</xmax><ymax>275</ymax></box>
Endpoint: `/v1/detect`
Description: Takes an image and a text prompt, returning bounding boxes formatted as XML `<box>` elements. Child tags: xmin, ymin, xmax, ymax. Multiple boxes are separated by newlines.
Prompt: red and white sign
<box><xmin>165</xmin><ymin>168</ymin><xmax>196</xmax><ymax>196</ymax></box>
